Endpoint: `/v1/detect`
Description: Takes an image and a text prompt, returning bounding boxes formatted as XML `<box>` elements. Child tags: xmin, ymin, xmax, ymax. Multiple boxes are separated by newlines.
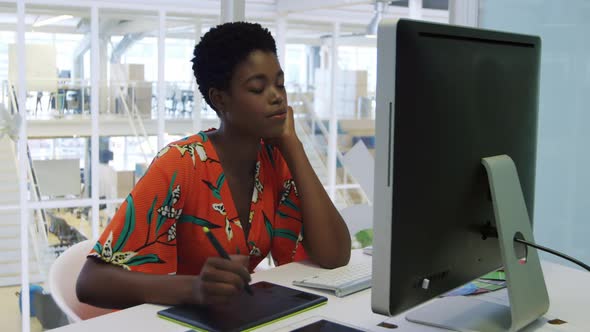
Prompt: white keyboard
<box><xmin>292</xmin><ymin>261</ymin><xmax>372</xmax><ymax>297</ymax></box>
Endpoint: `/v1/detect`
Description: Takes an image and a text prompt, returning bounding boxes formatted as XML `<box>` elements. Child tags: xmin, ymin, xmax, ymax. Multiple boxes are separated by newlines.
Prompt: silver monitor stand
<box><xmin>406</xmin><ymin>155</ymin><xmax>550</xmax><ymax>332</ymax></box>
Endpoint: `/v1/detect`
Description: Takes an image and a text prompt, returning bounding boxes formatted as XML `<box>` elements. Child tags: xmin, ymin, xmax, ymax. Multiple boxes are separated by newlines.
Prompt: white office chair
<box><xmin>48</xmin><ymin>240</ymin><xmax>113</xmax><ymax>323</ymax></box>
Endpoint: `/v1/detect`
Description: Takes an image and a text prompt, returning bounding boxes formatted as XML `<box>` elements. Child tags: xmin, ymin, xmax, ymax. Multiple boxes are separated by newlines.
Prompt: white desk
<box><xmin>49</xmin><ymin>250</ymin><xmax>589</xmax><ymax>331</ymax></box>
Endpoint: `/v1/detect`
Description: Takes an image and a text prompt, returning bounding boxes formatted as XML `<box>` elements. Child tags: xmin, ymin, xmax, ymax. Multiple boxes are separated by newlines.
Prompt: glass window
<box><xmin>23</xmin><ymin>6</ymin><xmax>91</xmax><ymax>119</ymax></box>
<box><xmin>479</xmin><ymin>0</ymin><xmax>590</xmax><ymax>268</ymax></box>
<box><xmin>423</xmin><ymin>0</ymin><xmax>449</xmax><ymax>10</ymax></box>
<box><xmin>106</xmin><ymin>135</ymin><xmax>157</xmax><ymax>172</ymax></box>
<box><xmin>24</xmin><ymin>5</ymin><xmax>91</xmax><ymax>205</ymax></box>
<box><xmin>389</xmin><ymin>0</ymin><xmax>449</xmax><ymax>10</ymax></box>
<box><xmin>0</xmin><ymin>4</ymin><xmax>15</xmax><ymax>116</ymax></box>
<box><xmin>29</xmin><ymin>138</ymin><xmax>86</xmax><ymax>165</ymax></box>
<box><xmin>100</xmin><ymin>8</ymin><xmax>158</xmax><ymax>120</ymax></box>
<box><xmin>285</xmin><ymin>44</ymin><xmax>309</xmax><ymax>92</ymax></box>
<box><xmin>164</xmin><ymin>29</ymin><xmax>196</xmax><ymax>120</ymax></box>
<box><xmin>338</xmin><ymin>46</ymin><xmax>376</xmax><ymax>96</ymax></box>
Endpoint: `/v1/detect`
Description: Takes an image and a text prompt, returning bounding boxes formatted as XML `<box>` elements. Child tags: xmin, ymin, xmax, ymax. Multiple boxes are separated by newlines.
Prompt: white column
<box><xmin>449</xmin><ymin>0</ymin><xmax>480</xmax><ymax>27</ymax></box>
<box><xmin>124</xmin><ymin>136</ymin><xmax>128</xmax><ymax>169</ymax></box>
<box><xmin>16</xmin><ymin>1</ymin><xmax>30</xmax><ymax>331</ymax></box>
<box><xmin>99</xmin><ymin>37</ymin><xmax>108</xmax><ymax>113</ymax></box>
<box><xmin>90</xmin><ymin>6</ymin><xmax>100</xmax><ymax>239</ymax></box>
<box><xmin>157</xmin><ymin>10</ymin><xmax>166</xmax><ymax>149</ymax></box>
<box><xmin>276</xmin><ymin>16</ymin><xmax>287</xmax><ymax>68</ymax></box>
<box><xmin>193</xmin><ymin>20</ymin><xmax>202</xmax><ymax>132</ymax></box>
<box><xmin>328</xmin><ymin>22</ymin><xmax>340</xmax><ymax>201</ymax></box>
<box><xmin>409</xmin><ymin>0</ymin><xmax>423</xmax><ymax>19</ymax></box>
<box><xmin>220</xmin><ymin>0</ymin><xmax>245</xmax><ymax>23</ymax></box>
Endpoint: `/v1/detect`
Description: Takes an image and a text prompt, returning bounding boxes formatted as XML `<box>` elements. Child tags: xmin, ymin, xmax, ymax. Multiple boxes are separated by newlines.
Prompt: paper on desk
<box><xmin>342</xmin><ymin>140</ymin><xmax>374</xmax><ymax>202</ymax></box>
<box><xmin>441</xmin><ymin>278</ymin><xmax>506</xmax><ymax>297</ymax></box>
<box><xmin>442</xmin><ymin>282</ymin><xmax>479</xmax><ymax>297</ymax></box>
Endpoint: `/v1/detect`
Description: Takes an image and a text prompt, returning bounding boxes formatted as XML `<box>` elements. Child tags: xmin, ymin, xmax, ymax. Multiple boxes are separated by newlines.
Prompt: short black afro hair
<box><xmin>192</xmin><ymin>22</ymin><xmax>277</xmax><ymax>111</ymax></box>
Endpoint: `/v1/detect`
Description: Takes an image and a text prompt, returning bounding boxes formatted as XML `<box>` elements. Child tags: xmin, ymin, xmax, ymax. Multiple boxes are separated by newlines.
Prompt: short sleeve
<box><xmin>88</xmin><ymin>146</ymin><xmax>190</xmax><ymax>274</ymax></box>
<box><xmin>269</xmin><ymin>147</ymin><xmax>308</xmax><ymax>266</ymax></box>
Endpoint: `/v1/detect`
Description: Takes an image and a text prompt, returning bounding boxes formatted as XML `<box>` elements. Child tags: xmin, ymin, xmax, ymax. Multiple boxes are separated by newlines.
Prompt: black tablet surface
<box><xmin>291</xmin><ymin>319</ymin><xmax>365</xmax><ymax>332</ymax></box>
<box><xmin>158</xmin><ymin>281</ymin><xmax>327</xmax><ymax>332</ymax></box>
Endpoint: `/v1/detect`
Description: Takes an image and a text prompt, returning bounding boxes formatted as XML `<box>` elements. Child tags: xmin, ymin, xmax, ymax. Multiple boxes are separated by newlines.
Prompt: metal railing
<box><xmin>2</xmin><ymin>84</ymin><xmax>51</xmax><ymax>278</ymax></box>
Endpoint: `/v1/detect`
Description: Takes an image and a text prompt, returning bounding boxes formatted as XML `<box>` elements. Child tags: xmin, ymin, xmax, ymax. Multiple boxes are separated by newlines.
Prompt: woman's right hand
<box><xmin>192</xmin><ymin>255</ymin><xmax>251</xmax><ymax>306</ymax></box>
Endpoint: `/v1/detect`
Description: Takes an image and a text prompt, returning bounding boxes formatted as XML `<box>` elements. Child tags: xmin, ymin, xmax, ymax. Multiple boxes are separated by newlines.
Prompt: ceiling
<box><xmin>0</xmin><ymin>0</ymin><xmax>449</xmax><ymax>44</ymax></box>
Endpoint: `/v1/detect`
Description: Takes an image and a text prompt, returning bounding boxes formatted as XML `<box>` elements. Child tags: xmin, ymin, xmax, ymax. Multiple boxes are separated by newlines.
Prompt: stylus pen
<box><xmin>203</xmin><ymin>227</ymin><xmax>254</xmax><ymax>295</ymax></box>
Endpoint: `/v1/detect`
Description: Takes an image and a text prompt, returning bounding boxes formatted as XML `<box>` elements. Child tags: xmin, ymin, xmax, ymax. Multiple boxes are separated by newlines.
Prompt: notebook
<box><xmin>157</xmin><ymin>281</ymin><xmax>328</xmax><ymax>332</ymax></box>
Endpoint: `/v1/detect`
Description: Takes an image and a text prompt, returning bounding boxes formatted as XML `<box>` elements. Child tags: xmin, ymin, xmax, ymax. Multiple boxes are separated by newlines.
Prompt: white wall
<box><xmin>479</xmin><ymin>0</ymin><xmax>590</xmax><ymax>269</ymax></box>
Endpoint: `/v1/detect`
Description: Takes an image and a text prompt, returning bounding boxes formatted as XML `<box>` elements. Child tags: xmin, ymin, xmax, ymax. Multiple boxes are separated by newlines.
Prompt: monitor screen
<box><xmin>371</xmin><ymin>18</ymin><xmax>541</xmax><ymax>318</ymax></box>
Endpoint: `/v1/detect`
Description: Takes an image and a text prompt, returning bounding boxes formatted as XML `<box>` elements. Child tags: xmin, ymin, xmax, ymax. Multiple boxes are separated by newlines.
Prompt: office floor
<box><xmin>0</xmin><ymin>286</ymin><xmax>44</xmax><ymax>332</ymax></box>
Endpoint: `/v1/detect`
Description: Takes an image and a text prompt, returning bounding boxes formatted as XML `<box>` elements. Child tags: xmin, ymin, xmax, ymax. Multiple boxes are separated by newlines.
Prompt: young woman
<box><xmin>76</xmin><ymin>21</ymin><xmax>351</xmax><ymax>309</ymax></box>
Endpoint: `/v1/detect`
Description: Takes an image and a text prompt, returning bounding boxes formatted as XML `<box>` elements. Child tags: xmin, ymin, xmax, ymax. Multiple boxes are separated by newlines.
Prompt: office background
<box><xmin>0</xmin><ymin>1</ymin><xmax>587</xmax><ymax>331</ymax></box>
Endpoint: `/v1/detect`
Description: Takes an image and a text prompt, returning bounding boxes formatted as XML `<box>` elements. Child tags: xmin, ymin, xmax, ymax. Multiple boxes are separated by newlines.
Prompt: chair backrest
<box><xmin>48</xmin><ymin>240</ymin><xmax>113</xmax><ymax>323</ymax></box>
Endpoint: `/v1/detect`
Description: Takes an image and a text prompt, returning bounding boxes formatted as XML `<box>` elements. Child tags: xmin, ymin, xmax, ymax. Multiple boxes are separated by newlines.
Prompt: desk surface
<box><xmin>49</xmin><ymin>250</ymin><xmax>589</xmax><ymax>332</ymax></box>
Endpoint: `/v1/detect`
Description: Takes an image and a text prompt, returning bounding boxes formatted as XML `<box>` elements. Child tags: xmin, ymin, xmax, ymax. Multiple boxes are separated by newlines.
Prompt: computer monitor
<box><xmin>372</xmin><ymin>19</ymin><xmax>549</xmax><ymax>331</ymax></box>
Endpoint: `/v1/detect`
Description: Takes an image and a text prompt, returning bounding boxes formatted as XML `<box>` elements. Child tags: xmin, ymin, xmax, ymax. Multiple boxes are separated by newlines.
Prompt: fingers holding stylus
<box><xmin>194</xmin><ymin>256</ymin><xmax>251</xmax><ymax>305</ymax></box>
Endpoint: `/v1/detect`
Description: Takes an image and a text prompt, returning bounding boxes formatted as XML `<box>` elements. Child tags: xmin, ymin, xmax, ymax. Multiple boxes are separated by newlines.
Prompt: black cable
<box><xmin>515</xmin><ymin>238</ymin><xmax>590</xmax><ymax>272</ymax></box>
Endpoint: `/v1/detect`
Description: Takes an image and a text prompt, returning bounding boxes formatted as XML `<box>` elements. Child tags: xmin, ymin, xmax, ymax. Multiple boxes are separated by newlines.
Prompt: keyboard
<box><xmin>292</xmin><ymin>260</ymin><xmax>372</xmax><ymax>297</ymax></box>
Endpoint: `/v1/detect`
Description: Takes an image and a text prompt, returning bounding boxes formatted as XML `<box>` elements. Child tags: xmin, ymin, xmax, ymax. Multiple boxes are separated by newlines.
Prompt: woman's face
<box><xmin>218</xmin><ymin>50</ymin><xmax>288</xmax><ymax>139</ymax></box>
